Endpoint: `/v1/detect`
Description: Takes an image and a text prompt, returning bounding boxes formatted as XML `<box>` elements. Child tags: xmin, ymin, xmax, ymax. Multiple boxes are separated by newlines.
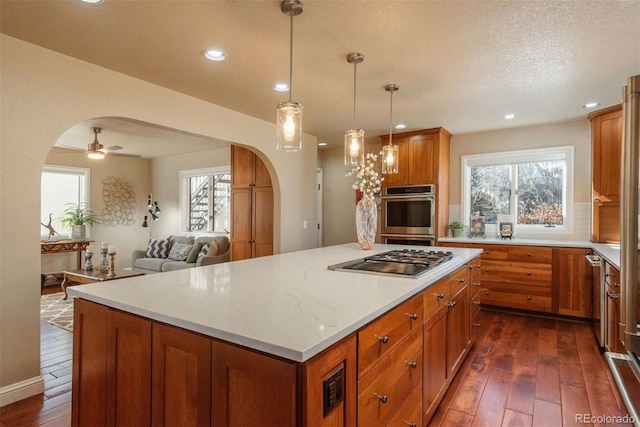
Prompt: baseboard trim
<box><xmin>0</xmin><ymin>375</ymin><xmax>45</xmax><ymax>407</ymax></box>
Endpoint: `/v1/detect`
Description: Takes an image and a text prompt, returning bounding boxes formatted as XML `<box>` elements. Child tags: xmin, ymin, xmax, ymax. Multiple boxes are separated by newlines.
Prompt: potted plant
<box><xmin>59</xmin><ymin>203</ymin><xmax>101</xmax><ymax>239</ymax></box>
<box><xmin>448</xmin><ymin>221</ymin><xmax>465</xmax><ymax>238</ymax></box>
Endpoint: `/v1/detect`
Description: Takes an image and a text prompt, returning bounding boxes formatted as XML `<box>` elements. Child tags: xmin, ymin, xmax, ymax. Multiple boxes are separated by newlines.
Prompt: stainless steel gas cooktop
<box><xmin>328</xmin><ymin>249</ymin><xmax>454</xmax><ymax>278</ymax></box>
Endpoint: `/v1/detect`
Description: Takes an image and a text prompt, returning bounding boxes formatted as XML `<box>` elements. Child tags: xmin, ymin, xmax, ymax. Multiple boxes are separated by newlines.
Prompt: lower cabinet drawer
<box><xmin>386</xmin><ymin>384</ymin><xmax>422</xmax><ymax>427</ymax></box>
<box><xmin>471</xmin><ymin>290</ymin><xmax>482</xmax><ymax>318</ymax></box>
<box><xmin>483</xmin><ymin>283</ymin><xmax>552</xmax><ymax>313</ymax></box>
<box><xmin>483</xmin><ymin>260</ymin><xmax>552</xmax><ymax>286</ymax></box>
<box><xmin>357</xmin><ymin>328</ymin><xmax>422</xmax><ymax>427</ymax></box>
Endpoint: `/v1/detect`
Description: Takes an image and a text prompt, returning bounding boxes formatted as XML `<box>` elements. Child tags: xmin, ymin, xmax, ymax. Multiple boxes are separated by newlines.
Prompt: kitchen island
<box><xmin>69</xmin><ymin>243</ymin><xmax>482</xmax><ymax>426</ymax></box>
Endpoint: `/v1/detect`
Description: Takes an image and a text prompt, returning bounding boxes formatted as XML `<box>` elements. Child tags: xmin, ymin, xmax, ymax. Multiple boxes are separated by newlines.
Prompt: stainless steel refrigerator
<box><xmin>607</xmin><ymin>74</ymin><xmax>640</xmax><ymax>426</ymax></box>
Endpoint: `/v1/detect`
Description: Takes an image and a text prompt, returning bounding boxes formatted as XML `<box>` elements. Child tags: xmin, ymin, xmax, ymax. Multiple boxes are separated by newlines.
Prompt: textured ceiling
<box><xmin>2</xmin><ymin>0</ymin><xmax>639</xmax><ymax>157</ymax></box>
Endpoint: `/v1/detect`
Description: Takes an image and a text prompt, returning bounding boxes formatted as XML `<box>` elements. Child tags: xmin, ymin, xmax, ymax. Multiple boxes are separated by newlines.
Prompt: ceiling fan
<box><xmin>58</xmin><ymin>127</ymin><xmax>141</xmax><ymax>159</ymax></box>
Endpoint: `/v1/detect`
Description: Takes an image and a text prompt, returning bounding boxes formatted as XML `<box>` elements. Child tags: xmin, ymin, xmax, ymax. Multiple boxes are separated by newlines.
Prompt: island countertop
<box><xmin>68</xmin><ymin>243</ymin><xmax>481</xmax><ymax>362</ymax></box>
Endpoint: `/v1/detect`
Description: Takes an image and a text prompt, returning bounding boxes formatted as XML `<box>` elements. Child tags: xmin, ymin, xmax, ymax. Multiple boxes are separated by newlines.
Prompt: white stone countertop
<box><xmin>68</xmin><ymin>243</ymin><xmax>482</xmax><ymax>363</ymax></box>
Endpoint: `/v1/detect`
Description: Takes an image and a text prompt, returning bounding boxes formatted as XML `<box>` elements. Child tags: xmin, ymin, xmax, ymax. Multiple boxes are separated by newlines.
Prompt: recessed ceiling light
<box><xmin>504</xmin><ymin>114</ymin><xmax>517</xmax><ymax>120</ymax></box>
<box><xmin>202</xmin><ymin>49</ymin><xmax>227</xmax><ymax>62</ymax></box>
<box><xmin>81</xmin><ymin>0</ymin><xmax>103</xmax><ymax>3</ymax></box>
<box><xmin>273</xmin><ymin>83</ymin><xmax>290</xmax><ymax>92</ymax></box>
<box><xmin>395</xmin><ymin>123</ymin><xmax>407</xmax><ymax>130</ymax></box>
<box><xmin>583</xmin><ymin>102</ymin><xmax>600</xmax><ymax>109</ymax></box>
<box><xmin>317</xmin><ymin>142</ymin><xmax>328</xmax><ymax>146</ymax></box>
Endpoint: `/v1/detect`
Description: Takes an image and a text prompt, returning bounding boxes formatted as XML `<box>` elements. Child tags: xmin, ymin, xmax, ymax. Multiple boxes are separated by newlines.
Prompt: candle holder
<box><xmin>97</xmin><ymin>248</ymin><xmax>110</xmax><ymax>273</ymax></box>
<box><xmin>84</xmin><ymin>252</ymin><xmax>94</xmax><ymax>271</ymax></box>
<box><xmin>107</xmin><ymin>252</ymin><xmax>116</xmax><ymax>277</ymax></box>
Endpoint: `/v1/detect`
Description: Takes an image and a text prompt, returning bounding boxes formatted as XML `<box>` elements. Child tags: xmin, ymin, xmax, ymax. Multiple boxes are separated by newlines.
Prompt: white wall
<box><xmin>0</xmin><ymin>35</ymin><xmax>317</xmax><ymax>402</ymax></box>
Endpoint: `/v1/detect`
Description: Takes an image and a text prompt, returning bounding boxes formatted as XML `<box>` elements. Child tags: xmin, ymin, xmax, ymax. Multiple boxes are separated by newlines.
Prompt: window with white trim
<box><xmin>41</xmin><ymin>165</ymin><xmax>90</xmax><ymax>238</ymax></box>
<box><xmin>461</xmin><ymin>146</ymin><xmax>573</xmax><ymax>232</ymax></box>
<box><xmin>179</xmin><ymin>167</ymin><xmax>230</xmax><ymax>233</ymax></box>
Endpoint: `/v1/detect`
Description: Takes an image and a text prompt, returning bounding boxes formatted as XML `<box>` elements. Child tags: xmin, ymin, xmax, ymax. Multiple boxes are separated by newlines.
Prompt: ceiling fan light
<box><xmin>87</xmin><ymin>151</ymin><xmax>105</xmax><ymax>160</ymax></box>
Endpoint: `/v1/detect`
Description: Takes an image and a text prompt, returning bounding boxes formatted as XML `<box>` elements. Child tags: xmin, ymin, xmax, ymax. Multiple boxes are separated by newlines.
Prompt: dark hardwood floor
<box><xmin>0</xmin><ymin>308</ymin><xmax>630</xmax><ymax>426</ymax></box>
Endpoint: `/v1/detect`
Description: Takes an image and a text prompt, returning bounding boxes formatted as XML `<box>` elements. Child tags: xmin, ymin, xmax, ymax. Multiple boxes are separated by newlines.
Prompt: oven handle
<box><xmin>381</xmin><ymin>195</ymin><xmax>435</xmax><ymax>200</ymax></box>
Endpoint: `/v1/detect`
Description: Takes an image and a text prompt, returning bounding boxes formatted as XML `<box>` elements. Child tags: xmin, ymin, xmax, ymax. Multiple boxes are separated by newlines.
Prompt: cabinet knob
<box><xmin>485</xmin><ymin>291</ymin><xmax>490</xmax><ymax>295</ymax></box>
<box><xmin>473</xmin><ymin>322</ymin><xmax>481</xmax><ymax>327</ymax></box>
<box><xmin>375</xmin><ymin>393</ymin><xmax>388</xmax><ymax>404</ymax></box>
<box><xmin>473</xmin><ymin>282</ymin><xmax>481</xmax><ymax>287</ymax></box>
<box><xmin>527</xmin><ymin>252</ymin><xmax>532</xmax><ymax>256</ymax></box>
<box><xmin>473</xmin><ymin>300</ymin><xmax>481</xmax><ymax>305</ymax></box>
<box><xmin>527</xmin><ymin>272</ymin><xmax>532</xmax><ymax>276</ymax></box>
<box><xmin>527</xmin><ymin>296</ymin><xmax>532</xmax><ymax>300</ymax></box>
<box><xmin>458</xmin><ymin>278</ymin><xmax>465</xmax><ymax>283</ymax></box>
<box><xmin>377</xmin><ymin>335</ymin><xmax>389</xmax><ymax>344</ymax></box>
<box><xmin>485</xmin><ymin>268</ymin><xmax>490</xmax><ymax>272</ymax></box>
<box><xmin>406</xmin><ymin>313</ymin><xmax>418</xmax><ymax>320</ymax></box>
<box><xmin>485</xmin><ymin>251</ymin><xmax>490</xmax><ymax>254</ymax></box>
<box><xmin>448</xmin><ymin>301</ymin><xmax>457</xmax><ymax>308</ymax></box>
<box><xmin>437</xmin><ymin>293</ymin><xmax>445</xmax><ymax>299</ymax></box>
<box><xmin>405</xmin><ymin>360</ymin><xmax>418</xmax><ymax>369</ymax></box>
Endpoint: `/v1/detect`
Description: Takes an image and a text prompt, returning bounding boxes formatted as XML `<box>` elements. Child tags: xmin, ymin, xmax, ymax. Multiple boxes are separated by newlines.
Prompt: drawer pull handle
<box><xmin>405</xmin><ymin>422</ymin><xmax>417</xmax><ymax>427</ymax></box>
<box><xmin>437</xmin><ymin>293</ymin><xmax>445</xmax><ymax>299</ymax></box>
<box><xmin>377</xmin><ymin>335</ymin><xmax>389</xmax><ymax>344</ymax></box>
<box><xmin>527</xmin><ymin>272</ymin><xmax>532</xmax><ymax>276</ymax></box>
<box><xmin>527</xmin><ymin>296</ymin><xmax>532</xmax><ymax>300</ymax></box>
<box><xmin>459</xmin><ymin>278</ymin><xmax>465</xmax><ymax>283</ymax></box>
<box><xmin>375</xmin><ymin>393</ymin><xmax>388</xmax><ymax>404</ymax></box>
<box><xmin>485</xmin><ymin>251</ymin><xmax>490</xmax><ymax>254</ymax></box>
<box><xmin>406</xmin><ymin>312</ymin><xmax>418</xmax><ymax>320</ymax></box>
<box><xmin>405</xmin><ymin>360</ymin><xmax>418</xmax><ymax>369</ymax></box>
<box><xmin>473</xmin><ymin>322</ymin><xmax>481</xmax><ymax>327</ymax></box>
<box><xmin>448</xmin><ymin>301</ymin><xmax>457</xmax><ymax>308</ymax></box>
<box><xmin>473</xmin><ymin>282</ymin><xmax>481</xmax><ymax>287</ymax></box>
<box><xmin>485</xmin><ymin>268</ymin><xmax>490</xmax><ymax>272</ymax></box>
<box><xmin>473</xmin><ymin>300</ymin><xmax>481</xmax><ymax>305</ymax></box>
<box><xmin>614</xmin><ymin>282</ymin><xmax>621</xmax><ymax>288</ymax></box>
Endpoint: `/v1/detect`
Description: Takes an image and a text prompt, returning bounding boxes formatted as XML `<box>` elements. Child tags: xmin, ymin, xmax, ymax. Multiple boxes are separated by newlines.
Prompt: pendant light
<box><xmin>87</xmin><ymin>127</ymin><xmax>105</xmax><ymax>160</ymax></box>
<box><xmin>344</xmin><ymin>52</ymin><xmax>365</xmax><ymax>166</ymax></box>
<box><xmin>276</xmin><ymin>0</ymin><xmax>304</xmax><ymax>152</ymax></box>
<box><xmin>382</xmin><ymin>84</ymin><xmax>399</xmax><ymax>175</ymax></box>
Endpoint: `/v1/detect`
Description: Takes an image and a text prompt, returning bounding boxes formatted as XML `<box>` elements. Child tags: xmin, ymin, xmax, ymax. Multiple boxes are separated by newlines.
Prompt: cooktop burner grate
<box><xmin>328</xmin><ymin>249</ymin><xmax>455</xmax><ymax>278</ymax></box>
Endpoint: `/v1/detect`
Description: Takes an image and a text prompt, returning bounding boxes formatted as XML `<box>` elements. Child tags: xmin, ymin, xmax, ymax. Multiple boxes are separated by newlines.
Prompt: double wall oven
<box><xmin>381</xmin><ymin>184</ymin><xmax>436</xmax><ymax>246</ymax></box>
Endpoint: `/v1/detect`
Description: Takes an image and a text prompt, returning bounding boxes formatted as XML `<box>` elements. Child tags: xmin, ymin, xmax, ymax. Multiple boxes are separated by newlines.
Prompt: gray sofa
<box><xmin>131</xmin><ymin>235</ymin><xmax>230</xmax><ymax>273</ymax></box>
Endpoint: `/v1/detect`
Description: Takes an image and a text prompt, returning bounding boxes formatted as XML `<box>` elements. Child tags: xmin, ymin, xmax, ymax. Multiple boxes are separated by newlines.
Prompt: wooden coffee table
<box><xmin>61</xmin><ymin>269</ymin><xmax>145</xmax><ymax>300</ymax></box>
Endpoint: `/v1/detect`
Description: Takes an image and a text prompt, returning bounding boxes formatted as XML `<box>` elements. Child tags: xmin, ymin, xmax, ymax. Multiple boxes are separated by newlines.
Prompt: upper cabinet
<box><xmin>589</xmin><ymin>105</ymin><xmax>622</xmax><ymax>243</ymax></box>
<box><xmin>380</xmin><ymin>128</ymin><xmax>451</xmax><ymax>239</ymax></box>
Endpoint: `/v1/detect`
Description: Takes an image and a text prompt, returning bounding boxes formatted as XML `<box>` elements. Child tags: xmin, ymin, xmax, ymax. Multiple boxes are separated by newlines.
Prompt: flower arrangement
<box><xmin>345</xmin><ymin>152</ymin><xmax>384</xmax><ymax>199</ymax></box>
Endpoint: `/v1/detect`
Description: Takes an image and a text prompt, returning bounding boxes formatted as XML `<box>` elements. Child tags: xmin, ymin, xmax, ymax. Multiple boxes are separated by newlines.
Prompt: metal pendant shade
<box><xmin>344</xmin><ymin>52</ymin><xmax>365</xmax><ymax>166</ymax></box>
<box><xmin>276</xmin><ymin>0</ymin><xmax>304</xmax><ymax>152</ymax></box>
<box><xmin>382</xmin><ymin>84</ymin><xmax>399</xmax><ymax>175</ymax></box>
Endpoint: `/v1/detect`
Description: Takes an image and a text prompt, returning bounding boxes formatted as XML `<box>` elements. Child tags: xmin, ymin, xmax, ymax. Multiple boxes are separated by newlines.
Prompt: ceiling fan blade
<box><xmin>101</xmin><ymin>145</ymin><xmax>123</xmax><ymax>153</ymax></box>
<box><xmin>56</xmin><ymin>143</ymin><xmax>84</xmax><ymax>152</ymax></box>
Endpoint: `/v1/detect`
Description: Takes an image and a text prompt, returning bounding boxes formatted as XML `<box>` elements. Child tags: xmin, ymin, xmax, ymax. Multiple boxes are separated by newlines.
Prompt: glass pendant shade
<box><xmin>344</xmin><ymin>128</ymin><xmax>365</xmax><ymax>165</ymax></box>
<box><xmin>276</xmin><ymin>101</ymin><xmax>303</xmax><ymax>151</ymax></box>
<box><xmin>382</xmin><ymin>143</ymin><xmax>399</xmax><ymax>175</ymax></box>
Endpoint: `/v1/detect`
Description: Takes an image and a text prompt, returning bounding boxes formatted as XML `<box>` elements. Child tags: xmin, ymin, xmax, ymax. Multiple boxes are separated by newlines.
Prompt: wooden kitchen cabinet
<box><xmin>469</xmin><ymin>260</ymin><xmax>483</xmax><ymax>344</ymax></box>
<box><xmin>230</xmin><ymin>145</ymin><xmax>273</xmax><ymax>260</ymax></box>
<box><xmin>380</xmin><ymin>127</ymin><xmax>452</xmax><ymax>239</ymax></box>
<box><xmin>590</xmin><ymin>104</ymin><xmax>622</xmax><ymax>243</ymax></box>
<box><xmin>553</xmin><ymin>247</ymin><xmax>592</xmax><ymax>318</ymax></box>
<box><xmin>604</xmin><ymin>262</ymin><xmax>624</xmax><ymax>353</ymax></box>
<box><xmin>72</xmin><ymin>298</ymin><xmax>152</xmax><ymax>427</ymax></box>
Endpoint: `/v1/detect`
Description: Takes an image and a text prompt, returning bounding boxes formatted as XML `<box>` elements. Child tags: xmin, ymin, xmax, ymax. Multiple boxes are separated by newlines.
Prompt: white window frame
<box><xmin>179</xmin><ymin>166</ymin><xmax>230</xmax><ymax>235</ymax></box>
<box><xmin>461</xmin><ymin>146</ymin><xmax>574</xmax><ymax>236</ymax></box>
<box><xmin>41</xmin><ymin>165</ymin><xmax>91</xmax><ymax>238</ymax></box>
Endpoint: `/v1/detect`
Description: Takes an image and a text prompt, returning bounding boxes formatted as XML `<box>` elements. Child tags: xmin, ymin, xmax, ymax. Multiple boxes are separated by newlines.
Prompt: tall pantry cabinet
<box><xmin>589</xmin><ymin>104</ymin><xmax>622</xmax><ymax>243</ymax></box>
<box><xmin>230</xmin><ymin>145</ymin><xmax>274</xmax><ymax>261</ymax></box>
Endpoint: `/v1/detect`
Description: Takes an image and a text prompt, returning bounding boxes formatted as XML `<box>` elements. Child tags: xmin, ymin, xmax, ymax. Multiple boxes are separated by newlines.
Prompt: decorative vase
<box><xmin>356</xmin><ymin>196</ymin><xmax>377</xmax><ymax>250</ymax></box>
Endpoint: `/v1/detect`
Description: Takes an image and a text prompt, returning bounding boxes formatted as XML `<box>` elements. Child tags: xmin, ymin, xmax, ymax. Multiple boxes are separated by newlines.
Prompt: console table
<box><xmin>41</xmin><ymin>239</ymin><xmax>94</xmax><ymax>269</ymax></box>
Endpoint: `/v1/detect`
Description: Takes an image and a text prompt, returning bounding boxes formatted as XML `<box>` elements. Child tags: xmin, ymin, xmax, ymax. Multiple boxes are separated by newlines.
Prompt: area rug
<box><xmin>40</xmin><ymin>292</ymin><xmax>74</xmax><ymax>332</ymax></box>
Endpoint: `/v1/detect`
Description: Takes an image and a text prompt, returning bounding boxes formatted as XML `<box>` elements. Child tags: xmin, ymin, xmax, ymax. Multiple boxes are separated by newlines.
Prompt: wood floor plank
<box><xmin>449</xmin><ymin>352</ymin><xmax>491</xmax><ymax>415</ymax></box>
<box><xmin>537</xmin><ymin>327</ymin><xmax>558</xmax><ymax>357</ymax></box>
<box><xmin>502</xmin><ymin>408</ymin><xmax>532</xmax><ymax>427</ymax></box>
<box><xmin>470</xmin><ymin>368</ymin><xmax>512</xmax><ymax>427</ymax></box>
<box><xmin>439</xmin><ymin>408</ymin><xmax>473</xmax><ymax>427</ymax></box>
<box><xmin>584</xmin><ymin>380</ymin><xmax>629</xmax><ymax>421</ymax></box>
<box><xmin>560</xmin><ymin>383</ymin><xmax>592</xmax><ymax>426</ymax></box>
<box><xmin>535</xmin><ymin>355</ymin><xmax>561</xmax><ymax>404</ymax></box>
<box><xmin>532</xmin><ymin>399</ymin><xmax>562</xmax><ymax>427</ymax></box>
<box><xmin>505</xmin><ymin>358</ymin><xmax>536</xmax><ymax>415</ymax></box>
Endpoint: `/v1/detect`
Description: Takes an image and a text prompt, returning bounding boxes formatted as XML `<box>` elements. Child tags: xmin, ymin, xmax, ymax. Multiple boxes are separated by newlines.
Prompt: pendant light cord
<box><xmin>388</xmin><ymin>89</ymin><xmax>394</xmax><ymax>146</ymax></box>
<box><xmin>288</xmin><ymin>13</ymin><xmax>294</xmax><ymax>103</ymax></box>
<box><xmin>352</xmin><ymin>60</ymin><xmax>357</xmax><ymax>129</ymax></box>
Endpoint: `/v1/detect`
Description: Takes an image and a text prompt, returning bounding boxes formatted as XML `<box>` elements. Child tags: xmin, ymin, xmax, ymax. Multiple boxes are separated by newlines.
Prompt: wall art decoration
<box><xmin>102</xmin><ymin>176</ymin><xmax>136</xmax><ymax>226</ymax></box>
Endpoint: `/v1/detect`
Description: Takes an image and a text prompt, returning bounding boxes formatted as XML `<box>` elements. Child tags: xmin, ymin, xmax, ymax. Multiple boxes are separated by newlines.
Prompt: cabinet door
<box><xmin>151</xmin><ymin>323</ymin><xmax>212</xmax><ymax>427</ymax></box>
<box><xmin>106</xmin><ymin>309</ymin><xmax>152</xmax><ymax>426</ymax></box>
<box><xmin>591</xmin><ymin>106</ymin><xmax>622</xmax><ymax>242</ymax></box>
<box><xmin>231</xmin><ymin>187</ymin><xmax>252</xmax><ymax>261</ymax></box>
<box><xmin>381</xmin><ymin>135</ymin><xmax>409</xmax><ymax>187</ymax></box>
<box><xmin>423</xmin><ymin>307</ymin><xmax>447</xmax><ymax>422</ymax></box>
<box><xmin>408</xmin><ymin>134</ymin><xmax>436</xmax><ymax>185</ymax></box>
<box><xmin>447</xmin><ymin>286</ymin><xmax>469</xmax><ymax>377</ymax></box>
<box><xmin>212</xmin><ymin>340</ymin><xmax>298</xmax><ymax>427</ymax></box>
<box><xmin>72</xmin><ymin>299</ymin><xmax>109</xmax><ymax>427</ymax></box>
<box><xmin>254</xmin><ymin>153</ymin><xmax>272</xmax><ymax>187</ymax></box>
<box><xmin>231</xmin><ymin>145</ymin><xmax>255</xmax><ymax>188</ymax></box>
<box><xmin>252</xmin><ymin>186</ymin><xmax>274</xmax><ymax>258</ymax></box>
<box><xmin>553</xmin><ymin>248</ymin><xmax>592</xmax><ymax>318</ymax></box>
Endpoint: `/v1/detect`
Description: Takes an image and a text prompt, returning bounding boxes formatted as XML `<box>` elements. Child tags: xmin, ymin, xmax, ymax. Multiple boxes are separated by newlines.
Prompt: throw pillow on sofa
<box><xmin>168</xmin><ymin>242</ymin><xmax>193</xmax><ymax>261</ymax></box>
<box><xmin>197</xmin><ymin>240</ymin><xmax>219</xmax><ymax>259</ymax></box>
<box><xmin>186</xmin><ymin>242</ymin><xmax>205</xmax><ymax>263</ymax></box>
<box><xmin>145</xmin><ymin>236</ymin><xmax>173</xmax><ymax>258</ymax></box>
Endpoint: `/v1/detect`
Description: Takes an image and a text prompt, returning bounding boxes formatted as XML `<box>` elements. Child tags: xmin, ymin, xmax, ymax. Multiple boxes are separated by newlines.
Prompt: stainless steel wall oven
<box><xmin>381</xmin><ymin>185</ymin><xmax>436</xmax><ymax>243</ymax></box>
